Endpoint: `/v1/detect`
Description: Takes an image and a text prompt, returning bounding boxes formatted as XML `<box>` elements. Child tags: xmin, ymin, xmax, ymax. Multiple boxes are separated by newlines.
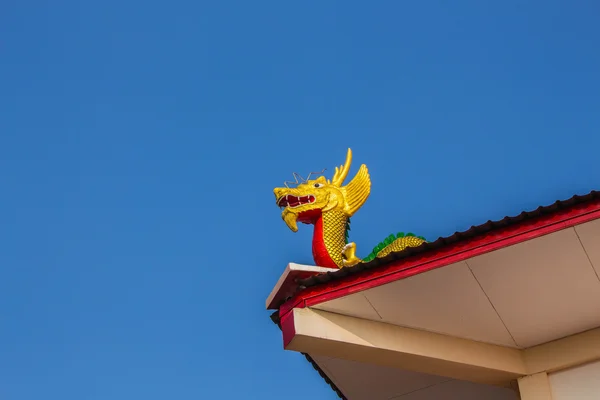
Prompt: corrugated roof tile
<box><xmin>296</xmin><ymin>190</ymin><xmax>600</xmax><ymax>289</ymax></box>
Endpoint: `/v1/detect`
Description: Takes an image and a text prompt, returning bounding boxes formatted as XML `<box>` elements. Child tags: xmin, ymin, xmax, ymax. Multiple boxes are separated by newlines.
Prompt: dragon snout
<box><xmin>273</xmin><ymin>188</ymin><xmax>287</xmax><ymax>203</ymax></box>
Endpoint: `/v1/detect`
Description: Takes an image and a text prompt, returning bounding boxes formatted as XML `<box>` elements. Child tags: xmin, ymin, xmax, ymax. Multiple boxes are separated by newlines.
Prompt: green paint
<box><xmin>361</xmin><ymin>231</ymin><xmax>426</xmax><ymax>263</ymax></box>
<box><xmin>345</xmin><ymin>218</ymin><xmax>351</xmax><ymax>244</ymax></box>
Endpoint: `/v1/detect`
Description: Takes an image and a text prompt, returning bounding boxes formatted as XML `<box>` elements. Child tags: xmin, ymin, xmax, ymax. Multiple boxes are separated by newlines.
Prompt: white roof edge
<box><xmin>265</xmin><ymin>263</ymin><xmax>338</xmax><ymax>310</ymax></box>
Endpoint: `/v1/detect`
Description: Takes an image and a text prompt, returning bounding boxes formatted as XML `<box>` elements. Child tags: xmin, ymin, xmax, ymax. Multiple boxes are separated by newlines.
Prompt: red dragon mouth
<box><xmin>277</xmin><ymin>194</ymin><xmax>316</xmax><ymax>208</ymax></box>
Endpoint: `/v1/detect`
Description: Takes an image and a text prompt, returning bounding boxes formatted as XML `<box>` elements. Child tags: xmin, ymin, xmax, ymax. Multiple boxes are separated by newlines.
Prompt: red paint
<box><xmin>311</xmin><ymin>215</ymin><xmax>339</xmax><ymax>269</ymax></box>
<box><xmin>278</xmin><ymin>195</ymin><xmax>316</xmax><ymax>208</ymax></box>
<box><xmin>295</xmin><ymin>208</ymin><xmax>340</xmax><ymax>268</ymax></box>
<box><xmin>280</xmin><ymin>310</ymin><xmax>296</xmax><ymax>349</ymax></box>
<box><xmin>279</xmin><ymin>298</ymin><xmax>303</xmax><ymax>320</ymax></box>
<box><xmin>279</xmin><ymin>200</ymin><xmax>600</xmax><ymax>324</ymax></box>
<box><xmin>296</xmin><ymin>208</ymin><xmax>339</xmax><ymax>268</ymax></box>
<box><xmin>297</xmin><ymin>208</ymin><xmax>321</xmax><ymax>225</ymax></box>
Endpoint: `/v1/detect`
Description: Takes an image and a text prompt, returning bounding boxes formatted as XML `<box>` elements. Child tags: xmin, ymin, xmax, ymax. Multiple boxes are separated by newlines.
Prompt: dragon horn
<box><xmin>331</xmin><ymin>148</ymin><xmax>353</xmax><ymax>186</ymax></box>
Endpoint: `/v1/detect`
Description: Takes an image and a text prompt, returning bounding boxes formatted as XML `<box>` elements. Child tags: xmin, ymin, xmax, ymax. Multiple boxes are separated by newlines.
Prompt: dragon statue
<box><xmin>274</xmin><ymin>148</ymin><xmax>426</xmax><ymax>268</ymax></box>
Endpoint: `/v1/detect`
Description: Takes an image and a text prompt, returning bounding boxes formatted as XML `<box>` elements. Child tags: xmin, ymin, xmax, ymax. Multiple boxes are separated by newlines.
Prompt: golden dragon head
<box><xmin>273</xmin><ymin>148</ymin><xmax>371</xmax><ymax>232</ymax></box>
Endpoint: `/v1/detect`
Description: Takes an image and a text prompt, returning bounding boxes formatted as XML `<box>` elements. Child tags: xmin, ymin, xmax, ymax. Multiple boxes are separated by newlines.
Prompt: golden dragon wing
<box><xmin>342</xmin><ymin>163</ymin><xmax>371</xmax><ymax>217</ymax></box>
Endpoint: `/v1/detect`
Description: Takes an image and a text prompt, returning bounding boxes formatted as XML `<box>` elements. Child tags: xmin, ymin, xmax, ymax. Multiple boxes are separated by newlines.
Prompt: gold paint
<box><xmin>376</xmin><ymin>236</ymin><xmax>427</xmax><ymax>258</ymax></box>
<box><xmin>322</xmin><ymin>211</ymin><xmax>348</xmax><ymax>268</ymax></box>
<box><xmin>342</xmin><ymin>242</ymin><xmax>360</xmax><ymax>267</ymax></box>
<box><xmin>274</xmin><ymin>148</ymin><xmax>425</xmax><ymax>268</ymax></box>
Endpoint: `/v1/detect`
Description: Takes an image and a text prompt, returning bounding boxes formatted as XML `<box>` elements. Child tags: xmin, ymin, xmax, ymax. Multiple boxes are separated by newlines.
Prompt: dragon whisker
<box><xmin>284</xmin><ymin>169</ymin><xmax>327</xmax><ymax>188</ymax></box>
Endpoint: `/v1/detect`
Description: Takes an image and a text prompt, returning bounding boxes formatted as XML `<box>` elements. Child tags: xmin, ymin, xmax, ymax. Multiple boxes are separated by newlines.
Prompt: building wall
<box><xmin>549</xmin><ymin>360</ymin><xmax>600</xmax><ymax>399</ymax></box>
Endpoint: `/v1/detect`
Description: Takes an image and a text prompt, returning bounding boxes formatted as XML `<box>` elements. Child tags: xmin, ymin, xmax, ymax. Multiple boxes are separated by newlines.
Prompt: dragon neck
<box><xmin>312</xmin><ymin>210</ymin><xmax>348</xmax><ymax>269</ymax></box>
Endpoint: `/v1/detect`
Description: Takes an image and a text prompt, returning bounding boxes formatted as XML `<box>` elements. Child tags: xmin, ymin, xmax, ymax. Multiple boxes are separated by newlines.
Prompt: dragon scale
<box><xmin>274</xmin><ymin>148</ymin><xmax>426</xmax><ymax>268</ymax></box>
<box><xmin>313</xmin><ymin>211</ymin><xmax>348</xmax><ymax>268</ymax></box>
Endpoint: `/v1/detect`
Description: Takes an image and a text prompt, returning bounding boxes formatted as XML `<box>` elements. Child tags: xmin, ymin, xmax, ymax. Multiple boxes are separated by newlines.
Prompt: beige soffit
<box><xmin>574</xmin><ymin>219</ymin><xmax>600</xmax><ymax>279</ymax></box>
<box><xmin>287</xmin><ymin>308</ymin><xmax>526</xmax><ymax>385</ymax></box>
<box><xmin>341</xmin><ymin>261</ymin><xmax>517</xmax><ymax>347</ymax></box>
<box><xmin>467</xmin><ymin>228</ymin><xmax>600</xmax><ymax>347</ymax></box>
<box><xmin>311</xmin><ymin>355</ymin><xmax>519</xmax><ymax>400</ymax></box>
<box><xmin>517</xmin><ymin>373</ymin><xmax>553</xmax><ymax>400</ymax></box>
<box><xmin>285</xmin><ymin>308</ymin><xmax>600</xmax><ymax>386</ymax></box>
<box><xmin>549</xmin><ymin>360</ymin><xmax>600</xmax><ymax>400</ymax></box>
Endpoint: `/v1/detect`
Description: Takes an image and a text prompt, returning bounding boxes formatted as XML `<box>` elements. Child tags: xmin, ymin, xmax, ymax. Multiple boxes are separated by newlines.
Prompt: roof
<box><xmin>296</xmin><ymin>190</ymin><xmax>600</xmax><ymax>289</ymax></box>
<box><xmin>270</xmin><ymin>189</ymin><xmax>600</xmax><ymax>399</ymax></box>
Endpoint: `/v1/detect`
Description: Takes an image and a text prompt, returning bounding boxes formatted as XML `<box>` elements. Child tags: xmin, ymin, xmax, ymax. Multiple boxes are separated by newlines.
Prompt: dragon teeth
<box><xmin>278</xmin><ymin>193</ymin><xmax>317</xmax><ymax>208</ymax></box>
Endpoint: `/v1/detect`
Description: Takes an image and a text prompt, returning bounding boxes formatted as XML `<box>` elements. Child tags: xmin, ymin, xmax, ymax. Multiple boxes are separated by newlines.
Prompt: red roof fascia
<box><xmin>279</xmin><ymin>198</ymin><xmax>600</xmax><ymax>320</ymax></box>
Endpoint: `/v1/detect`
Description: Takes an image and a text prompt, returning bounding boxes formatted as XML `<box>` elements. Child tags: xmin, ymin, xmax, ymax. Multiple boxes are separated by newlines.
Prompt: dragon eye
<box><xmin>314</xmin><ymin>183</ymin><xmax>323</xmax><ymax>188</ymax></box>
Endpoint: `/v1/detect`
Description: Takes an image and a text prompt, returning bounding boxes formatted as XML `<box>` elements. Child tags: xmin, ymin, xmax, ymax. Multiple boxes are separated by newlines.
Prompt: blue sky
<box><xmin>1</xmin><ymin>1</ymin><xmax>599</xmax><ymax>399</ymax></box>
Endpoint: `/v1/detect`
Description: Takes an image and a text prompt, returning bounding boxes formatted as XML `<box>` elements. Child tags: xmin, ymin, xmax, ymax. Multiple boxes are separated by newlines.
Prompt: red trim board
<box><xmin>279</xmin><ymin>199</ymin><xmax>600</xmax><ymax>327</ymax></box>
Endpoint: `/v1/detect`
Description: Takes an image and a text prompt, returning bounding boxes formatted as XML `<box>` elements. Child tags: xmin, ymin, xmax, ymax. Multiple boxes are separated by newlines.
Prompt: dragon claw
<box><xmin>342</xmin><ymin>242</ymin><xmax>361</xmax><ymax>267</ymax></box>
